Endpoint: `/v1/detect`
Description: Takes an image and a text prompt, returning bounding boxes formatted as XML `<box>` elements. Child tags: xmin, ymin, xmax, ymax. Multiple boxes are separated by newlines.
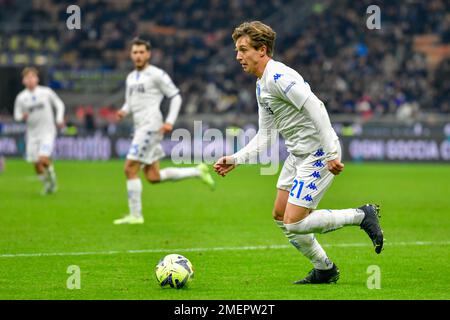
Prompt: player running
<box><xmin>214</xmin><ymin>22</ymin><xmax>384</xmax><ymax>284</ymax></box>
<box><xmin>14</xmin><ymin>67</ymin><xmax>65</xmax><ymax>195</ymax></box>
<box><xmin>114</xmin><ymin>38</ymin><xmax>215</xmax><ymax>225</ymax></box>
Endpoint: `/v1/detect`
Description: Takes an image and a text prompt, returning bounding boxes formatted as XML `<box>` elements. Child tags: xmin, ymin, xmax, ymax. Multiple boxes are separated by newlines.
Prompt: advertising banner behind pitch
<box><xmin>1</xmin><ymin>133</ymin><xmax>450</xmax><ymax>163</ymax></box>
<box><xmin>341</xmin><ymin>137</ymin><xmax>450</xmax><ymax>162</ymax></box>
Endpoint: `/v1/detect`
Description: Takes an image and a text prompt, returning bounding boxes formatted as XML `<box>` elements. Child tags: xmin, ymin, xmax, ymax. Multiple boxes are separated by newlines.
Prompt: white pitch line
<box><xmin>0</xmin><ymin>241</ymin><xmax>449</xmax><ymax>259</ymax></box>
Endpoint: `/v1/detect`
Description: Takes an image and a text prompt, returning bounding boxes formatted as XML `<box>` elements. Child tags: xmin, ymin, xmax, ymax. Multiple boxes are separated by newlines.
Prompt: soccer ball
<box><xmin>155</xmin><ymin>254</ymin><xmax>194</xmax><ymax>289</ymax></box>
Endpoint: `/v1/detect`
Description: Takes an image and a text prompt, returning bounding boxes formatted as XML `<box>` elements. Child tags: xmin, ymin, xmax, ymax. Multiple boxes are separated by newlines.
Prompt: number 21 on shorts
<box><xmin>290</xmin><ymin>179</ymin><xmax>304</xmax><ymax>199</ymax></box>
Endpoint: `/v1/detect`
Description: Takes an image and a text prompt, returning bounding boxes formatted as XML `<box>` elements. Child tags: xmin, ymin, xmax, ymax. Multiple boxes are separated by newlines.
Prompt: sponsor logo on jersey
<box><xmin>273</xmin><ymin>73</ymin><xmax>283</xmax><ymax>82</ymax></box>
<box><xmin>129</xmin><ymin>83</ymin><xmax>145</xmax><ymax>95</ymax></box>
<box><xmin>28</xmin><ymin>103</ymin><xmax>45</xmax><ymax>113</ymax></box>
<box><xmin>260</xmin><ymin>102</ymin><xmax>274</xmax><ymax>115</ymax></box>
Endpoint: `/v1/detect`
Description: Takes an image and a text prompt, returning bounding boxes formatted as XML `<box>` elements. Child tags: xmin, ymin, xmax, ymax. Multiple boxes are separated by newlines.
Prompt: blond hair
<box><xmin>21</xmin><ymin>67</ymin><xmax>39</xmax><ymax>77</ymax></box>
<box><xmin>232</xmin><ymin>21</ymin><xmax>276</xmax><ymax>57</ymax></box>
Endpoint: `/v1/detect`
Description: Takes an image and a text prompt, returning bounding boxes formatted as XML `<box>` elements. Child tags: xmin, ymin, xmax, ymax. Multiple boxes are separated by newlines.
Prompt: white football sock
<box><xmin>159</xmin><ymin>167</ymin><xmax>200</xmax><ymax>181</ymax></box>
<box><xmin>275</xmin><ymin>220</ymin><xmax>333</xmax><ymax>270</ymax></box>
<box><xmin>46</xmin><ymin>164</ymin><xmax>57</xmax><ymax>186</ymax></box>
<box><xmin>38</xmin><ymin>174</ymin><xmax>47</xmax><ymax>186</ymax></box>
<box><xmin>285</xmin><ymin>208</ymin><xmax>364</xmax><ymax>234</ymax></box>
<box><xmin>127</xmin><ymin>178</ymin><xmax>142</xmax><ymax>218</ymax></box>
<box><xmin>38</xmin><ymin>173</ymin><xmax>51</xmax><ymax>192</ymax></box>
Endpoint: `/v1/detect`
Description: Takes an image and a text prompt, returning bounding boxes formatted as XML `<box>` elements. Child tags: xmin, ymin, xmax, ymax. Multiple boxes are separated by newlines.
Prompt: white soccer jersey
<box><xmin>233</xmin><ymin>59</ymin><xmax>339</xmax><ymax>163</ymax></box>
<box><xmin>121</xmin><ymin>65</ymin><xmax>180</xmax><ymax>131</ymax></box>
<box><xmin>14</xmin><ymin>85</ymin><xmax>65</xmax><ymax>139</ymax></box>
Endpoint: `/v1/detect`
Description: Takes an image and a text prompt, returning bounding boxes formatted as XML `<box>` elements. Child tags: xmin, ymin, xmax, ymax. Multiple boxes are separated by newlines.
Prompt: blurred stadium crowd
<box><xmin>0</xmin><ymin>0</ymin><xmax>449</xmax><ymax>123</ymax></box>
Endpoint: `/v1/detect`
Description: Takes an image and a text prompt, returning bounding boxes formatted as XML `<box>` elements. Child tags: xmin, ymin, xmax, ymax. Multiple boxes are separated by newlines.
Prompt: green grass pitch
<box><xmin>0</xmin><ymin>159</ymin><xmax>449</xmax><ymax>299</ymax></box>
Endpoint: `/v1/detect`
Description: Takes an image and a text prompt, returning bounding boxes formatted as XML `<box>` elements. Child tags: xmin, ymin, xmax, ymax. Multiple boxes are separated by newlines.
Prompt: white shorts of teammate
<box><xmin>277</xmin><ymin>141</ymin><xmax>342</xmax><ymax>209</ymax></box>
<box><xmin>126</xmin><ymin>128</ymin><xmax>165</xmax><ymax>165</ymax></box>
<box><xmin>26</xmin><ymin>135</ymin><xmax>55</xmax><ymax>163</ymax></box>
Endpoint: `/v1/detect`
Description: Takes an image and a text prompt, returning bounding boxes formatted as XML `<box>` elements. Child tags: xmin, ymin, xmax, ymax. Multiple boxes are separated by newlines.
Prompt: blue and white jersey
<box><xmin>121</xmin><ymin>65</ymin><xmax>180</xmax><ymax>131</ymax></box>
<box><xmin>14</xmin><ymin>85</ymin><xmax>65</xmax><ymax>139</ymax></box>
<box><xmin>255</xmin><ymin>59</ymin><xmax>338</xmax><ymax>156</ymax></box>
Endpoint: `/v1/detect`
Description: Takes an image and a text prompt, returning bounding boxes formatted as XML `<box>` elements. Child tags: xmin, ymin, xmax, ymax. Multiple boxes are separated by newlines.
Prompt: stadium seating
<box><xmin>0</xmin><ymin>0</ymin><xmax>448</xmax><ymax>118</ymax></box>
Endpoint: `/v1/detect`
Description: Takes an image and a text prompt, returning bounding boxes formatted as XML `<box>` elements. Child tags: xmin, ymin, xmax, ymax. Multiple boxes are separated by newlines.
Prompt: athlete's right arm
<box><xmin>231</xmin><ymin>109</ymin><xmax>276</xmax><ymax>165</ymax></box>
<box><xmin>213</xmin><ymin>155</ymin><xmax>236</xmax><ymax>177</ymax></box>
<box><xmin>214</xmin><ymin>107</ymin><xmax>276</xmax><ymax>176</ymax></box>
<box><xmin>13</xmin><ymin>96</ymin><xmax>27</xmax><ymax>122</ymax></box>
<box><xmin>214</xmin><ymin>130</ymin><xmax>275</xmax><ymax>177</ymax></box>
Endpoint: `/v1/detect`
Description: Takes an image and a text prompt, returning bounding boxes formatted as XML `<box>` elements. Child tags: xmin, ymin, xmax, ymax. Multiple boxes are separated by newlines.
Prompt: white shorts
<box><xmin>126</xmin><ymin>128</ymin><xmax>165</xmax><ymax>165</ymax></box>
<box><xmin>277</xmin><ymin>142</ymin><xmax>342</xmax><ymax>209</ymax></box>
<box><xmin>26</xmin><ymin>135</ymin><xmax>55</xmax><ymax>163</ymax></box>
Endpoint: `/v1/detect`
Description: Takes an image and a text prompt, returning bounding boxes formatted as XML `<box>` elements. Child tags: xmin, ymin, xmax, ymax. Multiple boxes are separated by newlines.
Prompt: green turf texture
<box><xmin>0</xmin><ymin>159</ymin><xmax>449</xmax><ymax>300</ymax></box>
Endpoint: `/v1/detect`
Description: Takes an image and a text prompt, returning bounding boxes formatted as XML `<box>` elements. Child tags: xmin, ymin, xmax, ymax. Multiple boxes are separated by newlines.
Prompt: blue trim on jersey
<box><xmin>313</xmin><ymin>160</ymin><xmax>325</xmax><ymax>168</ymax></box>
<box><xmin>306</xmin><ymin>182</ymin><xmax>318</xmax><ymax>190</ymax></box>
<box><xmin>314</xmin><ymin>149</ymin><xmax>325</xmax><ymax>157</ymax></box>
<box><xmin>311</xmin><ymin>171</ymin><xmax>321</xmax><ymax>179</ymax></box>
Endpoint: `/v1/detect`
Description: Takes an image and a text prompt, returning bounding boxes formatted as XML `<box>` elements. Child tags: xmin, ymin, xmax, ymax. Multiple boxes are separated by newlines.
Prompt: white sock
<box><xmin>285</xmin><ymin>208</ymin><xmax>365</xmax><ymax>234</ymax></box>
<box><xmin>38</xmin><ymin>173</ymin><xmax>51</xmax><ymax>192</ymax></box>
<box><xmin>127</xmin><ymin>178</ymin><xmax>142</xmax><ymax>218</ymax></box>
<box><xmin>46</xmin><ymin>165</ymin><xmax>57</xmax><ymax>186</ymax></box>
<box><xmin>159</xmin><ymin>167</ymin><xmax>200</xmax><ymax>181</ymax></box>
<box><xmin>38</xmin><ymin>174</ymin><xmax>47</xmax><ymax>186</ymax></box>
<box><xmin>275</xmin><ymin>220</ymin><xmax>333</xmax><ymax>270</ymax></box>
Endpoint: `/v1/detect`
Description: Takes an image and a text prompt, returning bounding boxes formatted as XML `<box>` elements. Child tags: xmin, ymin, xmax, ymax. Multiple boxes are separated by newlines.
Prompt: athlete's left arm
<box><xmin>301</xmin><ymin>94</ymin><xmax>339</xmax><ymax>161</ymax></box>
<box><xmin>302</xmin><ymin>95</ymin><xmax>344</xmax><ymax>174</ymax></box>
<box><xmin>48</xmin><ymin>88</ymin><xmax>65</xmax><ymax>127</ymax></box>
<box><xmin>272</xmin><ymin>75</ymin><xmax>338</xmax><ymax>161</ymax></box>
<box><xmin>165</xmin><ymin>94</ymin><xmax>182</xmax><ymax>126</ymax></box>
<box><xmin>157</xmin><ymin>71</ymin><xmax>182</xmax><ymax>128</ymax></box>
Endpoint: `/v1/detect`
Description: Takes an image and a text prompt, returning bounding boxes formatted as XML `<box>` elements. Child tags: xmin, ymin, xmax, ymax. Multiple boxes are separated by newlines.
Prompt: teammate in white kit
<box><xmin>114</xmin><ymin>38</ymin><xmax>215</xmax><ymax>225</ymax></box>
<box><xmin>214</xmin><ymin>22</ymin><xmax>384</xmax><ymax>284</ymax></box>
<box><xmin>14</xmin><ymin>67</ymin><xmax>65</xmax><ymax>195</ymax></box>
